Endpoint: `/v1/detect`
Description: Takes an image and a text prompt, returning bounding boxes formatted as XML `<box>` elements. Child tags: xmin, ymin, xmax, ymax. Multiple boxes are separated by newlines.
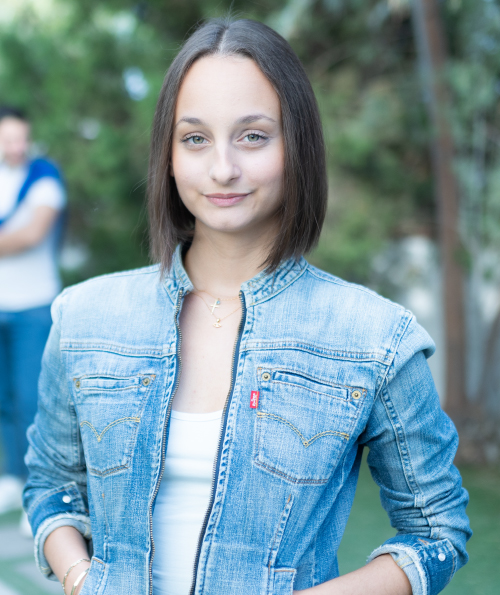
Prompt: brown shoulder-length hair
<box><xmin>148</xmin><ymin>17</ymin><xmax>327</xmax><ymax>274</ymax></box>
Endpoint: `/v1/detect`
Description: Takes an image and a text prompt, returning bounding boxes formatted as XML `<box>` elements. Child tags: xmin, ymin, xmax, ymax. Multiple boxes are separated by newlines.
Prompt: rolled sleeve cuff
<box><xmin>367</xmin><ymin>535</ymin><xmax>457</xmax><ymax>595</ymax></box>
<box><xmin>35</xmin><ymin>513</ymin><xmax>92</xmax><ymax>580</ymax></box>
<box><xmin>25</xmin><ymin>482</ymin><xmax>91</xmax><ymax>580</ymax></box>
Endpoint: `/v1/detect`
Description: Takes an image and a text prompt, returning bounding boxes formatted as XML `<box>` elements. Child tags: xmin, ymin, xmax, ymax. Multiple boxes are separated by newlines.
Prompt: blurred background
<box><xmin>0</xmin><ymin>0</ymin><xmax>498</xmax><ymax>593</ymax></box>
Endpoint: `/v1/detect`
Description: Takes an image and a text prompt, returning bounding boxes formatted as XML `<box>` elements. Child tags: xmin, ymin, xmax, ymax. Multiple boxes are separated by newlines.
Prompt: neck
<box><xmin>2</xmin><ymin>156</ymin><xmax>27</xmax><ymax>168</ymax></box>
<box><xmin>184</xmin><ymin>224</ymin><xmax>274</xmax><ymax>296</ymax></box>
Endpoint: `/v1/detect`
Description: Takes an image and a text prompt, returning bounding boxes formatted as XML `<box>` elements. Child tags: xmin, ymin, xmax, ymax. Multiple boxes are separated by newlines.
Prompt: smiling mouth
<box><xmin>204</xmin><ymin>193</ymin><xmax>250</xmax><ymax>206</ymax></box>
<box><xmin>205</xmin><ymin>193</ymin><xmax>250</xmax><ymax>198</ymax></box>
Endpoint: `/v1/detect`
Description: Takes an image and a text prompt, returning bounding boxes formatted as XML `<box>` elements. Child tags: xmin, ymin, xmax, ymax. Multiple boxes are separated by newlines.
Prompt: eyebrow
<box><xmin>174</xmin><ymin>113</ymin><xmax>277</xmax><ymax>128</ymax></box>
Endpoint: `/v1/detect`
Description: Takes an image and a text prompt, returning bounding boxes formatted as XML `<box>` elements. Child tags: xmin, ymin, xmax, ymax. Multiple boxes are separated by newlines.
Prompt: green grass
<box><xmin>338</xmin><ymin>456</ymin><xmax>500</xmax><ymax>594</ymax></box>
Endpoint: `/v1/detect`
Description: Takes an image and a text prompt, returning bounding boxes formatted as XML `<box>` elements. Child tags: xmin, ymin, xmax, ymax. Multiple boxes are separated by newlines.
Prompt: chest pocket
<box><xmin>73</xmin><ymin>374</ymin><xmax>155</xmax><ymax>477</ymax></box>
<box><xmin>253</xmin><ymin>368</ymin><xmax>365</xmax><ymax>485</ymax></box>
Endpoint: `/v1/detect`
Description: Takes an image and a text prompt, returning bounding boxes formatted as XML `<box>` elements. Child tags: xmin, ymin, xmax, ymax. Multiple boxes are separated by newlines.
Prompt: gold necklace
<box><xmin>191</xmin><ymin>292</ymin><xmax>241</xmax><ymax>328</ymax></box>
<box><xmin>191</xmin><ymin>285</ymin><xmax>240</xmax><ymax>302</ymax></box>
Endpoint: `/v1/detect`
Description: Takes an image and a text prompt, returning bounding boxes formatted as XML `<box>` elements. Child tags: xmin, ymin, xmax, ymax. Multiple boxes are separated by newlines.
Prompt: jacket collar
<box><xmin>163</xmin><ymin>245</ymin><xmax>308</xmax><ymax>306</ymax></box>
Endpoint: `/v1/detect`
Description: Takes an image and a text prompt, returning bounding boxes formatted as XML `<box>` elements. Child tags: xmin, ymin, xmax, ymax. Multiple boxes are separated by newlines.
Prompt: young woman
<box><xmin>24</xmin><ymin>18</ymin><xmax>471</xmax><ymax>595</ymax></box>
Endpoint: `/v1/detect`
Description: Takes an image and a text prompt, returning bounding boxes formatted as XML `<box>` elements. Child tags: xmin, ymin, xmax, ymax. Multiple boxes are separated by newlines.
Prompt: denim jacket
<box><xmin>24</xmin><ymin>247</ymin><xmax>471</xmax><ymax>595</ymax></box>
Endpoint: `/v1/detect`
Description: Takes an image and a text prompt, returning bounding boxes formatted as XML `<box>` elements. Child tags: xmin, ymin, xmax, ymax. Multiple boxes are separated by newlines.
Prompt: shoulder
<box><xmin>290</xmin><ymin>262</ymin><xmax>435</xmax><ymax>363</ymax></box>
<box><xmin>52</xmin><ymin>265</ymin><xmax>164</xmax><ymax>323</ymax></box>
<box><xmin>303</xmin><ymin>262</ymin><xmax>406</xmax><ymax>317</ymax></box>
<box><xmin>60</xmin><ymin>264</ymin><xmax>161</xmax><ymax>297</ymax></box>
<box><xmin>26</xmin><ymin>178</ymin><xmax>65</xmax><ymax>210</ymax></box>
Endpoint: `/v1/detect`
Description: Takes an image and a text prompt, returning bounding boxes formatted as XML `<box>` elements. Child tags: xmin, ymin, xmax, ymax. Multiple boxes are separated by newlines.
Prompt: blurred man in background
<box><xmin>0</xmin><ymin>107</ymin><xmax>65</xmax><ymax>526</ymax></box>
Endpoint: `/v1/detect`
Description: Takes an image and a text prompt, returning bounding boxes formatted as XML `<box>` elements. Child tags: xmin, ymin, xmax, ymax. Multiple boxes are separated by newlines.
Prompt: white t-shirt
<box><xmin>152</xmin><ymin>409</ymin><xmax>222</xmax><ymax>595</ymax></box>
<box><xmin>0</xmin><ymin>161</ymin><xmax>66</xmax><ymax>311</ymax></box>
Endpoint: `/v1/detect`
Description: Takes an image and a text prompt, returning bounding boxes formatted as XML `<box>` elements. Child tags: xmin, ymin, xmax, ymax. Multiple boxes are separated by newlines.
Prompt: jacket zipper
<box><xmin>148</xmin><ymin>288</ymin><xmax>184</xmax><ymax>595</ymax></box>
<box><xmin>188</xmin><ymin>291</ymin><xmax>247</xmax><ymax>595</ymax></box>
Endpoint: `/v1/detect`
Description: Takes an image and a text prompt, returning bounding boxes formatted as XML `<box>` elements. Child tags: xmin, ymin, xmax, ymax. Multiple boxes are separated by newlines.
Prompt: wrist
<box><xmin>63</xmin><ymin>560</ymin><xmax>91</xmax><ymax>595</ymax></box>
<box><xmin>71</xmin><ymin>567</ymin><xmax>90</xmax><ymax>595</ymax></box>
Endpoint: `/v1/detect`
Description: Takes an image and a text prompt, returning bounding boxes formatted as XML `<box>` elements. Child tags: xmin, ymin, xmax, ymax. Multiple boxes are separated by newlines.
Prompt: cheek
<box><xmin>171</xmin><ymin>151</ymin><xmax>202</xmax><ymax>194</ymax></box>
<box><xmin>248</xmin><ymin>150</ymin><xmax>284</xmax><ymax>193</ymax></box>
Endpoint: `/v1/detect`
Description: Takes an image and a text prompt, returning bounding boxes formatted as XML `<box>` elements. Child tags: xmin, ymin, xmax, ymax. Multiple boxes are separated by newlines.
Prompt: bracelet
<box><xmin>62</xmin><ymin>559</ymin><xmax>90</xmax><ymax>592</ymax></box>
<box><xmin>70</xmin><ymin>568</ymin><xmax>89</xmax><ymax>595</ymax></box>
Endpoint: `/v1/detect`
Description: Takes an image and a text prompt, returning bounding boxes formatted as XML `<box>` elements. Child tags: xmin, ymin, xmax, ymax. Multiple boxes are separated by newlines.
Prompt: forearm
<box><xmin>294</xmin><ymin>554</ymin><xmax>411</xmax><ymax>595</ymax></box>
<box><xmin>44</xmin><ymin>526</ymin><xmax>90</xmax><ymax>595</ymax></box>
<box><xmin>0</xmin><ymin>229</ymin><xmax>34</xmax><ymax>255</ymax></box>
<box><xmin>0</xmin><ymin>205</ymin><xmax>58</xmax><ymax>255</ymax></box>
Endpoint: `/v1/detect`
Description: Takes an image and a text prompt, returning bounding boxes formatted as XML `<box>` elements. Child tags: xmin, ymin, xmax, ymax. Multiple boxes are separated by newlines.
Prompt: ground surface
<box><xmin>0</xmin><ymin>458</ymin><xmax>498</xmax><ymax>594</ymax></box>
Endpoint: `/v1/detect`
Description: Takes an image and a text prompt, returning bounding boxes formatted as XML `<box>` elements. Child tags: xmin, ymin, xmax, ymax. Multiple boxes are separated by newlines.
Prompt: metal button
<box><xmin>352</xmin><ymin>390</ymin><xmax>361</xmax><ymax>399</ymax></box>
<box><xmin>62</xmin><ymin>495</ymin><xmax>72</xmax><ymax>504</ymax></box>
<box><xmin>142</xmin><ymin>377</ymin><xmax>151</xmax><ymax>387</ymax></box>
<box><xmin>262</xmin><ymin>372</ymin><xmax>271</xmax><ymax>381</ymax></box>
<box><xmin>438</xmin><ymin>553</ymin><xmax>446</xmax><ymax>562</ymax></box>
<box><xmin>75</xmin><ymin>380</ymin><xmax>81</xmax><ymax>389</ymax></box>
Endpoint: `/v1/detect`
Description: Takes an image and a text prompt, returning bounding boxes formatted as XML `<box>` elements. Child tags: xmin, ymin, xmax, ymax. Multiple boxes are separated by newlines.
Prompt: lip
<box><xmin>204</xmin><ymin>192</ymin><xmax>250</xmax><ymax>207</ymax></box>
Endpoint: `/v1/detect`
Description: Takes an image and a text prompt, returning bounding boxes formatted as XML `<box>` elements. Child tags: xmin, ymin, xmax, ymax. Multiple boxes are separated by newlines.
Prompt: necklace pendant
<box><xmin>210</xmin><ymin>299</ymin><xmax>221</xmax><ymax>314</ymax></box>
<box><xmin>213</xmin><ymin>319</ymin><xmax>222</xmax><ymax>328</ymax></box>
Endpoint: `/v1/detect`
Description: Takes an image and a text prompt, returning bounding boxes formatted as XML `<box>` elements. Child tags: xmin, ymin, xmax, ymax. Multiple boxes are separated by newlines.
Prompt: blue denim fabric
<box><xmin>23</xmin><ymin>248</ymin><xmax>471</xmax><ymax>595</ymax></box>
<box><xmin>0</xmin><ymin>305</ymin><xmax>52</xmax><ymax>478</ymax></box>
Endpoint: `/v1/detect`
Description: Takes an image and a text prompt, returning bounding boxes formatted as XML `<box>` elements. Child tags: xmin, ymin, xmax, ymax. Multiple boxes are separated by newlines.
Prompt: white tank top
<box><xmin>152</xmin><ymin>409</ymin><xmax>223</xmax><ymax>595</ymax></box>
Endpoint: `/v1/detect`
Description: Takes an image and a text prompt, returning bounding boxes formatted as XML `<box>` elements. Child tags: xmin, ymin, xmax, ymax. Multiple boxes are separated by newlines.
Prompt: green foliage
<box><xmin>444</xmin><ymin>0</ymin><xmax>500</xmax><ymax>252</ymax></box>
<box><xmin>0</xmin><ymin>0</ymin><xmax>498</xmax><ymax>289</ymax></box>
<box><xmin>292</xmin><ymin>1</ymin><xmax>435</xmax><ymax>282</ymax></box>
<box><xmin>0</xmin><ymin>1</ymin><xmax>288</xmax><ymax>284</ymax></box>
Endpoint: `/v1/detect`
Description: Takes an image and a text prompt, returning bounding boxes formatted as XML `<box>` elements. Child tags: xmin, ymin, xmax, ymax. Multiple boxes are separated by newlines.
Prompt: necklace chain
<box><xmin>191</xmin><ymin>285</ymin><xmax>240</xmax><ymax>302</ymax></box>
<box><xmin>191</xmin><ymin>291</ymin><xmax>241</xmax><ymax>328</ymax></box>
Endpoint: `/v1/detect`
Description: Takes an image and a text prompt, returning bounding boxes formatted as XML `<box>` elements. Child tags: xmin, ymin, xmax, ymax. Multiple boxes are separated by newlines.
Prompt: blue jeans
<box><xmin>0</xmin><ymin>305</ymin><xmax>52</xmax><ymax>479</ymax></box>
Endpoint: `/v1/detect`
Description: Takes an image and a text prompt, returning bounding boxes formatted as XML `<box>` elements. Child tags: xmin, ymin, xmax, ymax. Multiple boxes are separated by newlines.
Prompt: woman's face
<box><xmin>171</xmin><ymin>55</ymin><xmax>284</xmax><ymax>241</ymax></box>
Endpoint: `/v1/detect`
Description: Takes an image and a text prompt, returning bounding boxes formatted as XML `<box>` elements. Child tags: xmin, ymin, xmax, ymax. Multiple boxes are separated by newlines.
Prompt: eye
<box><xmin>188</xmin><ymin>135</ymin><xmax>205</xmax><ymax>144</ymax></box>
<box><xmin>182</xmin><ymin>134</ymin><xmax>207</xmax><ymax>145</ymax></box>
<box><xmin>244</xmin><ymin>133</ymin><xmax>266</xmax><ymax>142</ymax></box>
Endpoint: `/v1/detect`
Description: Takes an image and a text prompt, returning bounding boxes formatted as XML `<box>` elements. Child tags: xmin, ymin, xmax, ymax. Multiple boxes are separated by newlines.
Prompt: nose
<box><xmin>208</xmin><ymin>146</ymin><xmax>241</xmax><ymax>185</ymax></box>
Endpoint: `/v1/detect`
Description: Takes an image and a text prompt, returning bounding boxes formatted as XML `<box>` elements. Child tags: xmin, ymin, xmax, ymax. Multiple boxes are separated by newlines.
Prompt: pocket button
<box><xmin>142</xmin><ymin>377</ymin><xmax>151</xmax><ymax>386</ymax></box>
<box><xmin>75</xmin><ymin>380</ymin><xmax>81</xmax><ymax>389</ymax></box>
<box><xmin>262</xmin><ymin>372</ymin><xmax>271</xmax><ymax>381</ymax></box>
<box><xmin>352</xmin><ymin>390</ymin><xmax>361</xmax><ymax>399</ymax></box>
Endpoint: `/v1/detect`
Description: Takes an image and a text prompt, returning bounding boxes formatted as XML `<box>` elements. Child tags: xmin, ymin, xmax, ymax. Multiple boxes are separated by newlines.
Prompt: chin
<box><xmin>196</xmin><ymin>212</ymin><xmax>255</xmax><ymax>234</ymax></box>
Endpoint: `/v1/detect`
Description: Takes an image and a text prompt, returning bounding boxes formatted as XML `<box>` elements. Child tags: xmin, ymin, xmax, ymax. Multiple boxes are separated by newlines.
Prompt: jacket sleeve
<box><xmin>23</xmin><ymin>290</ymin><xmax>91</xmax><ymax>581</ymax></box>
<box><xmin>360</xmin><ymin>315</ymin><xmax>471</xmax><ymax>595</ymax></box>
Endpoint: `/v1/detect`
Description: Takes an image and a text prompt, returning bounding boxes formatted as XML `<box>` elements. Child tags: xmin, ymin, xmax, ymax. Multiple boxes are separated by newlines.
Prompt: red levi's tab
<box><xmin>250</xmin><ymin>391</ymin><xmax>260</xmax><ymax>409</ymax></box>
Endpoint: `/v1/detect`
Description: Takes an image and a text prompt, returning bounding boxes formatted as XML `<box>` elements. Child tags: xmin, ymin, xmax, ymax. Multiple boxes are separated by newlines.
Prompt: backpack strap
<box><xmin>0</xmin><ymin>158</ymin><xmax>63</xmax><ymax>227</ymax></box>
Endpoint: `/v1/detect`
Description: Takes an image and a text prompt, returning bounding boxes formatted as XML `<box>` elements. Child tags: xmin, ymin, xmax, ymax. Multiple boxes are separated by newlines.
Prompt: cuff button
<box><xmin>62</xmin><ymin>495</ymin><xmax>72</xmax><ymax>504</ymax></box>
<box><xmin>438</xmin><ymin>553</ymin><xmax>446</xmax><ymax>562</ymax></box>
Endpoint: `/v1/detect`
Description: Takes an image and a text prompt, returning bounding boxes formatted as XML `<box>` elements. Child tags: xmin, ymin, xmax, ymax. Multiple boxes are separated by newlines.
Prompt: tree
<box><xmin>410</xmin><ymin>0</ymin><xmax>466</xmax><ymax>421</ymax></box>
